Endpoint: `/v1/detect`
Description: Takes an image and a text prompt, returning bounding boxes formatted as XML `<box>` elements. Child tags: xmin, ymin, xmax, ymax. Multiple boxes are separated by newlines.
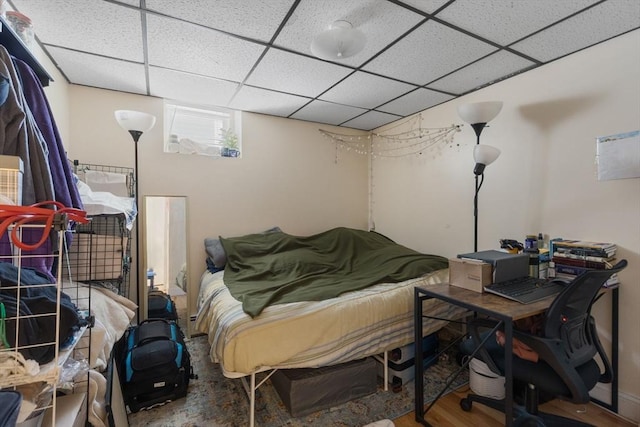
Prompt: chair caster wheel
<box><xmin>460</xmin><ymin>397</ymin><xmax>472</xmax><ymax>411</ymax></box>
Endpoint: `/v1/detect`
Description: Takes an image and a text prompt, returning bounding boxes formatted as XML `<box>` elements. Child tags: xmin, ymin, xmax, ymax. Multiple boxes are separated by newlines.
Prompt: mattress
<box><xmin>195</xmin><ymin>268</ymin><xmax>467</xmax><ymax>377</ymax></box>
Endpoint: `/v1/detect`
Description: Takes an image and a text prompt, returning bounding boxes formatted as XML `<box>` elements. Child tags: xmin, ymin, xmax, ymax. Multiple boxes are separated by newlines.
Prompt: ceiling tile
<box><xmin>290</xmin><ymin>100</ymin><xmax>367</xmax><ymax>126</ymax></box>
<box><xmin>434</xmin><ymin>0</ymin><xmax>600</xmax><ymax>46</ymax></box>
<box><xmin>245</xmin><ymin>48</ymin><xmax>353</xmax><ymax>97</ymax></box>
<box><xmin>377</xmin><ymin>88</ymin><xmax>454</xmax><ymax>116</ymax></box>
<box><xmin>229</xmin><ymin>86</ymin><xmax>311</xmax><ymax>117</ymax></box>
<box><xmin>427</xmin><ymin>50</ymin><xmax>536</xmax><ymax>95</ymax></box>
<box><xmin>46</xmin><ymin>47</ymin><xmax>147</xmax><ymax>94</ymax></box>
<box><xmin>12</xmin><ymin>0</ymin><xmax>144</xmax><ymax>62</ymax></box>
<box><xmin>148</xmin><ymin>67</ymin><xmax>239</xmax><ymax>107</ymax></box>
<box><xmin>146</xmin><ymin>14</ymin><xmax>266</xmax><ymax>82</ymax></box>
<box><xmin>396</xmin><ymin>0</ymin><xmax>452</xmax><ymax>15</ymax></box>
<box><xmin>319</xmin><ymin>72</ymin><xmax>416</xmax><ymax>109</ymax></box>
<box><xmin>9</xmin><ymin>0</ymin><xmax>638</xmax><ymax>130</ymax></box>
<box><xmin>146</xmin><ymin>0</ymin><xmax>295</xmax><ymax>42</ymax></box>
<box><xmin>275</xmin><ymin>0</ymin><xmax>424</xmax><ymax>67</ymax></box>
<box><xmin>363</xmin><ymin>20</ymin><xmax>497</xmax><ymax>85</ymax></box>
<box><xmin>511</xmin><ymin>0</ymin><xmax>640</xmax><ymax>62</ymax></box>
<box><xmin>341</xmin><ymin>110</ymin><xmax>401</xmax><ymax>130</ymax></box>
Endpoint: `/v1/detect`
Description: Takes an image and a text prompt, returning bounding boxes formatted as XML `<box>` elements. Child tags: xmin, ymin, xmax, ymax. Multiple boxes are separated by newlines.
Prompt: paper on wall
<box><xmin>596</xmin><ymin>130</ymin><xmax>640</xmax><ymax>181</ymax></box>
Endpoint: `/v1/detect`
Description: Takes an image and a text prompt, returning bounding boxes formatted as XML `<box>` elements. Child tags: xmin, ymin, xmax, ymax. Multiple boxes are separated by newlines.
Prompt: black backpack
<box><xmin>118</xmin><ymin>319</ymin><xmax>195</xmax><ymax>412</ymax></box>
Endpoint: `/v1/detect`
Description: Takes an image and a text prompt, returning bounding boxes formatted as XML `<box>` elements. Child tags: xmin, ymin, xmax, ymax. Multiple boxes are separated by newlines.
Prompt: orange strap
<box><xmin>0</xmin><ymin>201</ymin><xmax>88</xmax><ymax>251</ymax></box>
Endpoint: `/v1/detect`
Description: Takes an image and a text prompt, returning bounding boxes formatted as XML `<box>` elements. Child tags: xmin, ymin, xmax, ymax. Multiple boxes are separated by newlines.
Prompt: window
<box><xmin>163</xmin><ymin>102</ymin><xmax>242</xmax><ymax>157</ymax></box>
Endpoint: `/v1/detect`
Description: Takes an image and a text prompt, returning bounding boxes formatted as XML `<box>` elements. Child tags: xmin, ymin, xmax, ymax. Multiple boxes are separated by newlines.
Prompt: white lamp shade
<box><xmin>310</xmin><ymin>20</ymin><xmax>366</xmax><ymax>60</ymax></box>
<box><xmin>114</xmin><ymin>110</ymin><xmax>156</xmax><ymax>133</ymax></box>
<box><xmin>474</xmin><ymin>144</ymin><xmax>501</xmax><ymax>166</ymax></box>
<box><xmin>457</xmin><ymin>101</ymin><xmax>503</xmax><ymax>125</ymax></box>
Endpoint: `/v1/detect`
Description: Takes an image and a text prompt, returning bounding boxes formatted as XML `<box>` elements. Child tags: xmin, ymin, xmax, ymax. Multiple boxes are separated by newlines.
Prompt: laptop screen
<box><xmin>457</xmin><ymin>250</ymin><xmax>530</xmax><ymax>283</ymax></box>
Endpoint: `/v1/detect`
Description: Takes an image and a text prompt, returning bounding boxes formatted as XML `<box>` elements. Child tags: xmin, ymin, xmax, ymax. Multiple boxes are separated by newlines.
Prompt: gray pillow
<box><xmin>204</xmin><ymin>226</ymin><xmax>282</xmax><ymax>268</ymax></box>
<box><xmin>204</xmin><ymin>238</ymin><xmax>227</xmax><ymax>268</ymax></box>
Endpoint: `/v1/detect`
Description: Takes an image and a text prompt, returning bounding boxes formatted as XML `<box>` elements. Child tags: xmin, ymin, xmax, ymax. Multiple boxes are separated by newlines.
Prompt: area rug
<box><xmin>127</xmin><ymin>335</ymin><xmax>468</xmax><ymax>427</ymax></box>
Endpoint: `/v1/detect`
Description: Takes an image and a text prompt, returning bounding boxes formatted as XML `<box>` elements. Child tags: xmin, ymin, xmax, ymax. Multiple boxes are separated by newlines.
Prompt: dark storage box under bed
<box><xmin>270</xmin><ymin>357</ymin><xmax>377</xmax><ymax>418</ymax></box>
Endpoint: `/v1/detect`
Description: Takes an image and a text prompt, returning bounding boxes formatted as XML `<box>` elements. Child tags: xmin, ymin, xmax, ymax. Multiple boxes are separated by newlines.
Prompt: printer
<box><xmin>457</xmin><ymin>250</ymin><xmax>530</xmax><ymax>284</ymax></box>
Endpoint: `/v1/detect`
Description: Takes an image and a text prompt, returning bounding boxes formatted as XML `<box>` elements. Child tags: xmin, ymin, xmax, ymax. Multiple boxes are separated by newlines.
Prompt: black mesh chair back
<box><xmin>544</xmin><ymin>260</ymin><xmax>627</xmax><ymax>368</ymax></box>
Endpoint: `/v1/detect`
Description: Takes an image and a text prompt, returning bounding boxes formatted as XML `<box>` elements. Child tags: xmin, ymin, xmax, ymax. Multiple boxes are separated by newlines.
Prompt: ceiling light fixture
<box><xmin>310</xmin><ymin>20</ymin><xmax>366</xmax><ymax>61</ymax></box>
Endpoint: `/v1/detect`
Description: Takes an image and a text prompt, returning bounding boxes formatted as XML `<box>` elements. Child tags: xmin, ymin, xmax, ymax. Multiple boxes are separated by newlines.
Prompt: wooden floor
<box><xmin>393</xmin><ymin>385</ymin><xmax>636</xmax><ymax>427</ymax></box>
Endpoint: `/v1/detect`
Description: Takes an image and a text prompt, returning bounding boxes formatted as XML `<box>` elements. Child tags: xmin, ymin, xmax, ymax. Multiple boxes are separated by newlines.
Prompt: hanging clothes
<box><xmin>13</xmin><ymin>57</ymin><xmax>82</xmax><ymax>210</ymax></box>
<box><xmin>0</xmin><ymin>45</ymin><xmax>54</xmax><ymax>205</ymax></box>
<box><xmin>0</xmin><ymin>45</ymin><xmax>81</xmax><ymax>280</ymax></box>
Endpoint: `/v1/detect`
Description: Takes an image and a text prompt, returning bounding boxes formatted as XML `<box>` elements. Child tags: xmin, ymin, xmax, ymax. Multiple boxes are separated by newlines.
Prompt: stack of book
<box><xmin>549</xmin><ymin>239</ymin><xmax>619</xmax><ymax>288</ymax></box>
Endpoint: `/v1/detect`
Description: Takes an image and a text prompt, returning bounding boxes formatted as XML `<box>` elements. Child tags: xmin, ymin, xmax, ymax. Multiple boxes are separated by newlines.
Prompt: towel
<box><xmin>83</xmin><ymin>170</ymin><xmax>129</xmax><ymax>197</ymax></box>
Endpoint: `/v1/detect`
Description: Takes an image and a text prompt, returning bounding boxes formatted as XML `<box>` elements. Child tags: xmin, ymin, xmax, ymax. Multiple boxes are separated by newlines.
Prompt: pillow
<box><xmin>204</xmin><ymin>238</ymin><xmax>227</xmax><ymax>268</ymax></box>
<box><xmin>204</xmin><ymin>226</ymin><xmax>282</xmax><ymax>269</ymax></box>
<box><xmin>205</xmin><ymin>257</ymin><xmax>225</xmax><ymax>274</ymax></box>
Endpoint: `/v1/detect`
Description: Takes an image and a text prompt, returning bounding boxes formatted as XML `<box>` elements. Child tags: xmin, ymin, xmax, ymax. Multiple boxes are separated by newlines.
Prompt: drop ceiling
<box><xmin>8</xmin><ymin>0</ymin><xmax>640</xmax><ymax>130</ymax></box>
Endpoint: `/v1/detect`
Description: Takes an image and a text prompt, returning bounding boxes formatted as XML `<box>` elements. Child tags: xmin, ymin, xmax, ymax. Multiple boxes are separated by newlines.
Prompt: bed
<box><xmin>195</xmin><ymin>227</ymin><xmax>468</xmax><ymax>426</ymax></box>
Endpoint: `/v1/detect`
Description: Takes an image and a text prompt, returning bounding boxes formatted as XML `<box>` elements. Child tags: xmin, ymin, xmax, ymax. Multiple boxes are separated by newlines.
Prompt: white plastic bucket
<box><xmin>469</xmin><ymin>357</ymin><xmax>505</xmax><ymax>399</ymax></box>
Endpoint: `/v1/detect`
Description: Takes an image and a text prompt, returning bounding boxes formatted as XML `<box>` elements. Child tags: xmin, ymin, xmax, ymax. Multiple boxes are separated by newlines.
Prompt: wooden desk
<box><xmin>413</xmin><ymin>283</ymin><xmax>620</xmax><ymax>426</ymax></box>
<box><xmin>414</xmin><ymin>283</ymin><xmax>557</xmax><ymax>427</ymax></box>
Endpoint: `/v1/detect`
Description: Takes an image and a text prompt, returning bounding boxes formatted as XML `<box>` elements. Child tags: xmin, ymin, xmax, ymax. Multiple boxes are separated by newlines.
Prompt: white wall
<box><xmin>372</xmin><ymin>30</ymin><xmax>640</xmax><ymax>421</ymax></box>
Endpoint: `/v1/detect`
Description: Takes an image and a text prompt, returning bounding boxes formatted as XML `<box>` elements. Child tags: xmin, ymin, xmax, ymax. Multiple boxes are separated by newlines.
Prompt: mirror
<box><xmin>144</xmin><ymin>196</ymin><xmax>188</xmax><ymax>334</ymax></box>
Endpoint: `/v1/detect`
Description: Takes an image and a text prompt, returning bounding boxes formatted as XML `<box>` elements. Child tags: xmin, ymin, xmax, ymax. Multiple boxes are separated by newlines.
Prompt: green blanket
<box><xmin>221</xmin><ymin>227</ymin><xmax>448</xmax><ymax>317</ymax></box>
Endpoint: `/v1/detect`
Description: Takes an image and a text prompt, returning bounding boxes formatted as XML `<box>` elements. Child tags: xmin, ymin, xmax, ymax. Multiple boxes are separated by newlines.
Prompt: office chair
<box><xmin>460</xmin><ymin>259</ymin><xmax>627</xmax><ymax>427</ymax></box>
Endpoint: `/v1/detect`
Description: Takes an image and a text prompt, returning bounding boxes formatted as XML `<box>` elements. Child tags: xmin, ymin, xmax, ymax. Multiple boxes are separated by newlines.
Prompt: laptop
<box><xmin>457</xmin><ymin>250</ymin><xmax>565</xmax><ymax>304</ymax></box>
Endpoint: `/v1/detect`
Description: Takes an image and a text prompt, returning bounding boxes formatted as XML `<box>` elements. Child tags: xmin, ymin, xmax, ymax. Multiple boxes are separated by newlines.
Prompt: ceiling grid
<box><xmin>8</xmin><ymin>0</ymin><xmax>639</xmax><ymax>130</ymax></box>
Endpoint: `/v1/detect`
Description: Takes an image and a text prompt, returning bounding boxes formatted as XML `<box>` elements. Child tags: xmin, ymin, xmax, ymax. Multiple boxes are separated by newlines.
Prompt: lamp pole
<box><xmin>458</xmin><ymin>101</ymin><xmax>503</xmax><ymax>253</ymax></box>
<box><xmin>471</xmin><ymin>125</ymin><xmax>484</xmax><ymax>253</ymax></box>
<box><xmin>133</xmin><ymin>136</ymin><xmax>141</xmax><ymax>321</ymax></box>
<box><xmin>115</xmin><ymin>111</ymin><xmax>155</xmax><ymax>322</ymax></box>
<box><xmin>127</xmin><ymin>129</ymin><xmax>143</xmax><ymax>321</ymax></box>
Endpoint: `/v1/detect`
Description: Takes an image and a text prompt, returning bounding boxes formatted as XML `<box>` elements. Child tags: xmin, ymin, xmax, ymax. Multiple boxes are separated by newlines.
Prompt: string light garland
<box><xmin>319</xmin><ymin>114</ymin><xmax>463</xmax><ymax>161</ymax></box>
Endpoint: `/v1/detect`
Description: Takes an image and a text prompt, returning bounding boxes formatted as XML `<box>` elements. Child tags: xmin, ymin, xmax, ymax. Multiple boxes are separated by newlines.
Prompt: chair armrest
<box><xmin>589</xmin><ymin>316</ymin><xmax>613</xmax><ymax>384</ymax></box>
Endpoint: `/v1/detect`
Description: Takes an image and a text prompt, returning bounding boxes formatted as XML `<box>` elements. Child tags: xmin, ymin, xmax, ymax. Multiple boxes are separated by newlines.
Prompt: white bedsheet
<box><xmin>61</xmin><ymin>282</ymin><xmax>137</xmax><ymax>370</ymax></box>
<box><xmin>196</xmin><ymin>268</ymin><xmax>467</xmax><ymax>377</ymax></box>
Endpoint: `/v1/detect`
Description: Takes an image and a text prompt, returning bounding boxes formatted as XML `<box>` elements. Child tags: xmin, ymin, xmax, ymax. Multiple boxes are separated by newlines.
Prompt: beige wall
<box><xmin>372</xmin><ymin>30</ymin><xmax>640</xmax><ymax>420</ymax></box>
<box><xmin>33</xmin><ymin>41</ymin><xmax>70</xmax><ymax>145</ymax></box>
<box><xmin>66</xmin><ymin>85</ymin><xmax>369</xmax><ymax>328</ymax></box>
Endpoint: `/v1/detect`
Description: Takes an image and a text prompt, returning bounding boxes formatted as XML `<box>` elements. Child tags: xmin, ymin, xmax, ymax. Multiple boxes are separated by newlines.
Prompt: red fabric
<box><xmin>0</xmin><ymin>202</ymin><xmax>87</xmax><ymax>250</ymax></box>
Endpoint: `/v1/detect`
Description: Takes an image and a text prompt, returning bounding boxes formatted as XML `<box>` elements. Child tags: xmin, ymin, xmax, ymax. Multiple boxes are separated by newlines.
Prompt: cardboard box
<box><xmin>0</xmin><ymin>155</ymin><xmax>24</xmax><ymax>205</ymax></box>
<box><xmin>66</xmin><ymin>234</ymin><xmax>127</xmax><ymax>281</ymax></box>
<box><xmin>449</xmin><ymin>258</ymin><xmax>492</xmax><ymax>293</ymax></box>
<box><xmin>43</xmin><ymin>392</ymin><xmax>87</xmax><ymax>427</ymax></box>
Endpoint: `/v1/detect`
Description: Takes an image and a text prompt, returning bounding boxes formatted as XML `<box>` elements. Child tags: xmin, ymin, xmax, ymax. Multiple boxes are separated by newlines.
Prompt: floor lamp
<box><xmin>114</xmin><ymin>110</ymin><xmax>156</xmax><ymax>320</ymax></box>
<box><xmin>457</xmin><ymin>101</ymin><xmax>502</xmax><ymax>252</ymax></box>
